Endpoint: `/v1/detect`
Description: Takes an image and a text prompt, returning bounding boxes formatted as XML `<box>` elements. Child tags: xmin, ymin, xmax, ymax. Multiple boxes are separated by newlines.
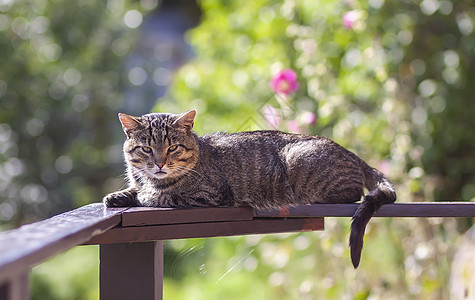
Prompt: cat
<box><xmin>103</xmin><ymin>109</ymin><xmax>396</xmax><ymax>268</ymax></box>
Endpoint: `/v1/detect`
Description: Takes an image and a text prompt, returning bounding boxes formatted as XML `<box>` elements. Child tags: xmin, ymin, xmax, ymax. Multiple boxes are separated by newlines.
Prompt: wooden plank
<box><xmin>0</xmin><ymin>203</ymin><xmax>127</xmax><ymax>283</ymax></box>
<box><xmin>87</xmin><ymin>218</ymin><xmax>324</xmax><ymax>245</ymax></box>
<box><xmin>0</xmin><ymin>272</ymin><xmax>29</xmax><ymax>300</ymax></box>
<box><xmin>254</xmin><ymin>202</ymin><xmax>475</xmax><ymax>218</ymax></box>
<box><xmin>100</xmin><ymin>241</ymin><xmax>163</xmax><ymax>300</ymax></box>
<box><xmin>0</xmin><ymin>282</ymin><xmax>5</xmax><ymax>300</ymax></box>
<box><xmin>121</xmin><ymin>206</ymin><xmax>253</xmax><ymax>227</ymax></box>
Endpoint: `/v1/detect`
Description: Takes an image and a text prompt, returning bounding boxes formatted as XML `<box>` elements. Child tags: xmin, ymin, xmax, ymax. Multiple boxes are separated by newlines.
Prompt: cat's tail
<box><xmin>349</xmin><ymin>166</ymin><xmax>396</xmax><ymax>268</ymax></box>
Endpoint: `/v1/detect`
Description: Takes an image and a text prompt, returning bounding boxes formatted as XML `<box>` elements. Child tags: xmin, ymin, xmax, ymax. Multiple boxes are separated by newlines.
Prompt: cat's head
<box><xmin>118</xmin><ymin>110</ymin><xmax>199</xmax><ymax>181</ymax></box>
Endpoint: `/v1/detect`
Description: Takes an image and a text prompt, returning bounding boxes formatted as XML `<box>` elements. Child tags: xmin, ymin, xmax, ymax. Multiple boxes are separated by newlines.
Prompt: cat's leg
<box><xmin>136</xmin><ymin>190</ymin><xmax>182</xmax><ymax>207</ymax></box>
<box><xmin>136</xmin><ymin>189</ymin><xmax>162</xmax><ymax>207</ymax></box>
<box><xmin>136</xmin><ymin>190</ymin><xmax>212</xmax><ymax>207</ymax></box>
<box><xmin>103</xmin><ymin>187</ymin><xmax>139</xmax><ymax>207</ymax></box>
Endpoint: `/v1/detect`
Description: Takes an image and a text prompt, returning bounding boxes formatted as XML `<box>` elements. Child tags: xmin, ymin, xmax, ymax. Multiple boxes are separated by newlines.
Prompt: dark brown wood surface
<box><xmin>0</xmin><ymin>203</ymin><xmax>126</xmax><ymax>284</ymax></box>
<box><xmin>121</xmin><ymin>206</ymin><xmax>254</xmax><ymax>227</ymax></box>
<box><xmin>254</xmin><ymin>202</ymin><xmax>475</xmax><ymax>218</ymax></box>
<box><xmin>2</xmin><ymin>201</ymin><xmax>473</xmax><ymax>291</ymax></box>
<box><xmin>100</xmin><ymin>241</ymin><xmax>163</xmax><ymax>300</ymax></box>
<box><xmin>86</xmin><ymin>218</ymin><xmax>324</xmax><ymax>245</ymax></box>
<box><xmin>0</xmin><ymin>271</ymin><xmax>29</xmax><ymax>300</ymax></box>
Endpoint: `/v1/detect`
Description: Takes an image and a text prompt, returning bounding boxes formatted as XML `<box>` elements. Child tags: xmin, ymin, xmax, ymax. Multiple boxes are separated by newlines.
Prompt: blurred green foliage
<box><xmin>158</xmin><ymin>0</ymin><xmax>475</xmax><ymax>204</ymax></box>
<box><xmin>156</xmin><ymin>0</ymin><xmax>475</xmax><ymax>298</ymax></box>
<box><xmin>1</xmin><ymin>0</ymin><xmax>474</xmax><ymax>299</ymax></box>
<box><xmin>32</xmin><ymin>246</ymin><xmax>99</xmax><ymax>300</ymax></box>
<box><xmin>0</xmin><ymin>0</ymin><xmax>153</xmax><ymax>227</ymax></box>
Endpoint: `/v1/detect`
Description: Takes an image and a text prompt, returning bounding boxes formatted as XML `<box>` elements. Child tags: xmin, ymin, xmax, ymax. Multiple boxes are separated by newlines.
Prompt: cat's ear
<box><xmin>173</xmin><ymin>110</ymin><xmax>196</xmax><ymax>131</ymax></box>
<box><xmin>118</xmin><ymin>113</ymin><xmax>143</xmax><ymax>136</ymax></box>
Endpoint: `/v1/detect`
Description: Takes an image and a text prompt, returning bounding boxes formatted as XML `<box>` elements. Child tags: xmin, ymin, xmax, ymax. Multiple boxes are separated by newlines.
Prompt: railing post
<box><xmin>0</xmin><ymin>271</ymin><xmax>29</xmax><ymax>300</ymax></box>
<box><xmin>100</xmin><ymin>241</ymin><xmax>163</xmax><ymax>300</ymax></box>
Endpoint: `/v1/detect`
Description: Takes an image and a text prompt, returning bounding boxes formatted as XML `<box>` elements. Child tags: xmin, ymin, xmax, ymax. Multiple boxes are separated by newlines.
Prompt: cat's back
<box><xmin>200</xmin><ymin>130</ymin><xmax>317</xmax><ymax>150</ymax></box>
<box><xmin>197</xmin><ymin>130</ymin><xmax>333</xmax><ymax>208</ymax></box>
<box><xmin>197</xmin><ymin>130</ymin><xmax>367</xmax><ymax>207</ymax></box>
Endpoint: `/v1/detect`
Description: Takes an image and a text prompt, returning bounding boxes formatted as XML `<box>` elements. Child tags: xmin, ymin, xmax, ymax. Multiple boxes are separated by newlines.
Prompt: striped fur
<box><xmin>103</xmin><ymin>110</ymin><xmax>396</xmax><ymax>267</ymax></box>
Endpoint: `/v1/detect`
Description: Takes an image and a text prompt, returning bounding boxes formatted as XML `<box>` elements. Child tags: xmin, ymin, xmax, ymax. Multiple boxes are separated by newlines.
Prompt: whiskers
<box><xmin>128</xmin><ymin>166</ymin><xmax>152</xmax><ymax>186</ymax></box>
<box><xmin>115</xmin><ymin>171</ymin><xmax>129</xmax><ymax>190</ymax></box>
<box><xmin>128</xmin><ymin>161</ymin><xmax>206</xmax><ymax>186</ymax></box>
<box><xmin>170</xmin><ymin>165</ymin><xmax>204</xmax><ymax>182</ymax></box>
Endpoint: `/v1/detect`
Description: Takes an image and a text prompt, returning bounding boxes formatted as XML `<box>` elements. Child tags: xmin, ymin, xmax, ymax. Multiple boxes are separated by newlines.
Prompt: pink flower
<box><xmin>262</xmin><ymin>105</ymin><xmax>281</xmax><ymax>129</ymax></box>
<box><xmin>287</xmin><ymin>120</ymin><xmax>301</xmax><ymax>133</ymax></box>
<box><xmin>299</xmin><ymin>111</ymin><xmax>317</xmax><ymax>126</ymax></box>
<box><xmin>343</xmin><ymin>10</ymin><xmax>359</xmax><ymax>29</ymax></box>
<box><xmin>378</xmin><ymin>160</ymin><xmax>392</xmax><ymax>176</ymax></box>
<box><xmin>270</xmin><ymin>69</ymin><xmax>299</xmax><ymax>96</ymax></box>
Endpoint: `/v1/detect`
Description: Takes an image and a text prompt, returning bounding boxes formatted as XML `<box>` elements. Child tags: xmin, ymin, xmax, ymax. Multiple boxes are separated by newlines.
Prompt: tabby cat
<box><xmin>103</xmin><ymin>109</ymin><xmax>396</xmax><ymax>268</ymax></box>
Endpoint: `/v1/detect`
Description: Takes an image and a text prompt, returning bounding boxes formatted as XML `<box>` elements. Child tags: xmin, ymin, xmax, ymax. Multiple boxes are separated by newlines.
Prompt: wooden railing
<box><xmin>0</xmin><ymin>202</ymin><xmax>474</xmax><ymax>300</ymax></box>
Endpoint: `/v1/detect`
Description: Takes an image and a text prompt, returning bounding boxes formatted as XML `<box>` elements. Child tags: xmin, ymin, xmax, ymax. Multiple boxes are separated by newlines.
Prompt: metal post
<box><xmin>100</xmin><ymin>241</ymin><xmax>163</xmax><ymax>300</ymax></box>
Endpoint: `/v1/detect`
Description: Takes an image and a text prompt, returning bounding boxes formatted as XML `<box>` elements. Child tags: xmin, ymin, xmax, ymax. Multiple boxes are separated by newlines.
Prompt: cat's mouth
<box><xmin>153</xmin><ymin>170</ymin><xmax>168</xmax><ymax>178</ymax></box>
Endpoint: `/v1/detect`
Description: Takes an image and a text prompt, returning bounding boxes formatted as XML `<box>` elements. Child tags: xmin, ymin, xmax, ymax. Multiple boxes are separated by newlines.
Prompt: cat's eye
<box><xmin>168</xmin><ymin>145</ymin><xmax>179</xmax><ymax>152</ymax></box>
<box><xmin>141</xmin><ymin>146</ymin><xmax>153</xmax><ymax>153</ymax></box>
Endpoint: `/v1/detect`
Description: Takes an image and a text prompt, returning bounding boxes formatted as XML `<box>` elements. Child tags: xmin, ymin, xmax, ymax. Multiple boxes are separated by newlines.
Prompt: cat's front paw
<box><xmin>103</xmin><ymin>190</ymin><xmax>138</xmax><ymax>207</ymax></box>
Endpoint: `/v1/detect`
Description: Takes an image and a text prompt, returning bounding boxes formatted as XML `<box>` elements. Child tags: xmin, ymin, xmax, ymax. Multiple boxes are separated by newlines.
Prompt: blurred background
<box><xmin>0</xmin><ymin>0</ymin><xmax>474</xmax><ymax>299</ymax></box>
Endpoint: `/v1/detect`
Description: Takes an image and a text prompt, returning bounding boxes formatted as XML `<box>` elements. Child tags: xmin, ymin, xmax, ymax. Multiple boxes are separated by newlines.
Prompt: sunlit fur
<box><xmin>103</xmin><ymin>110</ymin><xmax>396</xmax><ymax>268</ymax></box>
<box><xmin>121</xmin><ymin>113</ymin><xmax>199</xmax><ymax>183</ymax></box>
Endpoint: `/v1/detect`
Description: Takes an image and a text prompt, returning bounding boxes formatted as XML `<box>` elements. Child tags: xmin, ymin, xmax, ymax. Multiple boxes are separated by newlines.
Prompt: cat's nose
<box><xmin>156</xmin><ymin>162</ymin><xmax>165</xmax><ymax>169</ymax></box>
